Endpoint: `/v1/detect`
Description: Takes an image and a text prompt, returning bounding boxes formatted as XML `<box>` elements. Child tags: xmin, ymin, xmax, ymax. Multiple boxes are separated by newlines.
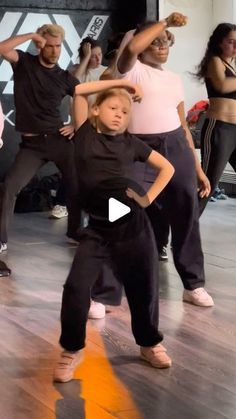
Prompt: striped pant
<box><xmin>199</xmin><ymin>118</ymin><xmax>236</xmax><ymax>215</ymax></box>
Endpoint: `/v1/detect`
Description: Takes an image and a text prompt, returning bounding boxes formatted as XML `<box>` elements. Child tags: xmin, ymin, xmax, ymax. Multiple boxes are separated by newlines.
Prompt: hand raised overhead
<box><xmin>165</xmin><ymin>12</ymin><xmax>188</xmax><ymax>28</ymax></box>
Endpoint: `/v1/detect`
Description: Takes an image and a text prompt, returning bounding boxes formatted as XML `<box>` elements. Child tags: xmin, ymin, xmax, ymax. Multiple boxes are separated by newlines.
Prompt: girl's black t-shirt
<box><xmin>74</xmin><ymin>119</ymin><xmax>152</xmax><ymax>217</ymax></box>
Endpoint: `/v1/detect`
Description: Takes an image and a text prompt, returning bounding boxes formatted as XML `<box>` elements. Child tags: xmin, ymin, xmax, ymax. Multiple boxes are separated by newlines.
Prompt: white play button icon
<box><xmin>108</xmin><ymin>198</ymin><xmax>131</xmax><ymax>222</ymax></box>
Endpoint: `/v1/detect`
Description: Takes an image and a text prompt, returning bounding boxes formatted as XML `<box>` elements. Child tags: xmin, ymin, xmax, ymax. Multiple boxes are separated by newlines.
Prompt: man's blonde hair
<box><xmin>36</xmin><ymin>24</ymin><xmax>65</xmax><ymax>41</ymax></box>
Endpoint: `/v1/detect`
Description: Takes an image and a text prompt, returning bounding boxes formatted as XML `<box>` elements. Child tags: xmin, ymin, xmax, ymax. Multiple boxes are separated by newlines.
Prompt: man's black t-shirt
<box><xmin>74</xmin><ymin>120</ymin><xmax>152</xmax><ymax>217</ymax></box>
<box><xmin>12</xmin><ymin>51</ymin><xmax>79</xmax><ymax>134</ymax></box>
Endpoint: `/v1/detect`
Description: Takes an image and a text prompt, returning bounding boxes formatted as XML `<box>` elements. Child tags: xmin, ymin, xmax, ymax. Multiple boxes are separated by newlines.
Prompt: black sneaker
<box><xmin>159</xmin><ymin>246</ymin><xmax>168</xmax><ymax>261</ymax></box>
<box><xmin>0</xmin><ymin>260</ymin><xmax>11</xmax><ymax>277</ymax></box>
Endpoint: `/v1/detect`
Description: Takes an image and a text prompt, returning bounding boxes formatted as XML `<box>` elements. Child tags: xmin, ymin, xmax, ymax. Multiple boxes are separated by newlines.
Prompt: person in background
<box><xmin>100</xmin><ymin>32</ymin><xmax>126</xmax><ymax>80</ymax></box>
<box><xmin>70</xmin><ymin>36</ymin><xmax>107</xmax><ymax>85</ymax></box>
<box><xmin>53</xmin><ymin>77</ymin><xmax>175</xmax><ymax>383</ymax></box>
<box><xmin>0</xmin><ymin>24</ymin><xmax>81</xmax><ymax>253</ymax></box>
<box><xmin>88</xmin><ymin>28</ymin><xmax>182</xmax><ymax>317</ymax></box>
<box><xmin>102</xmin><ymin>29</ymin><xmax>174</xmax><ymax>262</ymax></box>
<box><xmin>116</xmin><ymin>12</ymin><xmax>214</xmax><ymax>307</ymax></box>
<box><xmin>88</xmin><ymin>32</ymin><xmax>128</xmax><ymax>319</ymax></box>
<box><xmin>67</xmin><ymin>34</ymin><xmax>125</xmax><ymax>319</ymax></box>
<box><xmin>195</xmin><ymin>23</ymin><xmax>236</xmax><ymax>214</ymax></box>
<box><xmin>49</xmin><ymin>37</ymin><xmax>108</xmax><ymax>223</ymax></box>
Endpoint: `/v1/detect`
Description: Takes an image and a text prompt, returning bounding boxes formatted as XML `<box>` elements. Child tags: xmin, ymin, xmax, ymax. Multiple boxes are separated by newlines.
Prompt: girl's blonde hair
<box><xmin>36</xmin><ymin>24</ymin><xmax>65</xmax><ymax>41</ymax></box>
<box><xmin>94</xmin><ymin>88</ymin><xmax>132</xmax><ymax>107</ymax></box>
<box><xmin>90</xmin><ymin>88</ymin><xmax>132</xmax><ymax>129</ymax></box>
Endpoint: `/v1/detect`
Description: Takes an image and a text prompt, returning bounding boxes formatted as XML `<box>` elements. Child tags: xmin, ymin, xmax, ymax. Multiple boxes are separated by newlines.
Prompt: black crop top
<box><xmin>205</xmin><ymin>58</ymin><xmax>236</xmax><ymax>100</ymax></box>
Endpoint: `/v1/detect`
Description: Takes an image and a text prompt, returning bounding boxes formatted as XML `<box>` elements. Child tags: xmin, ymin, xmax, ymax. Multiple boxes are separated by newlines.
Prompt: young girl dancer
<box><xmin>53</xmin><ymin>78</ymin><xmax>174</xmax><ymax>382</ymax></box>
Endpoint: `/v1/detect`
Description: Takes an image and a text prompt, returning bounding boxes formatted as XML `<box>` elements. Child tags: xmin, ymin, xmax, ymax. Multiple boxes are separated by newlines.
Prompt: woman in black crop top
<box><xmin>195</xmin><ymin>22</ymin><xmax>236</xmax><ymax>214</ymax></box>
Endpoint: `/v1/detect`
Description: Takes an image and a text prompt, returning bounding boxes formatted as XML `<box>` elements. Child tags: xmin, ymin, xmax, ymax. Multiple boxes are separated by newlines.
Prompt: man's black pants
<box><xmin>0</xmin><ymin>133</ymin><xmax>80</xmax><ymax>243</ymax></box>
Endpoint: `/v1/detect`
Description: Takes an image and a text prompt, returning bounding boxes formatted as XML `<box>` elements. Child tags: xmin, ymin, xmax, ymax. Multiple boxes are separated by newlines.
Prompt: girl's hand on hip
<box><xmin>126</xmin><ymin>188</ymin><xmax>150</xmax><ymax>208</ymax></box>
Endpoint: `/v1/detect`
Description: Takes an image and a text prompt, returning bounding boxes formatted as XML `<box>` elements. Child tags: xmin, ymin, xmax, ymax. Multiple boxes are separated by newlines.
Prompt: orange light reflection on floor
<box><xmin>75</xmin><ymin>323</ymin><xmax>143</xmax><ymax>419</ymax></box>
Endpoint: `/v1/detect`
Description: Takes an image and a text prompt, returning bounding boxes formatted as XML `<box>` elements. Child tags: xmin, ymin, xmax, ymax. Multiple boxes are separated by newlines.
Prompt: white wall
<box><xmin>212</xmin><ymin>0</ymin><xmax>235</xmax><ymax>25</ymax></box>
<box><xmin>159</xmin><ymin>0</ymin><xmax>213</xmax><ymax>111</ymax></box>
<box><xmin>159</xmin><ymin>0</ymin><xmax>236</xmax><ymax>111</ymax></box>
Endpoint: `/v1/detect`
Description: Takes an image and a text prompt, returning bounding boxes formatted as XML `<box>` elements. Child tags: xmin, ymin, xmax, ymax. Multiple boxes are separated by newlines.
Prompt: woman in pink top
<box><xmin>116</xmin><ymin>12</ymin><xmax>214</xmax><ymax>307</ymax></box>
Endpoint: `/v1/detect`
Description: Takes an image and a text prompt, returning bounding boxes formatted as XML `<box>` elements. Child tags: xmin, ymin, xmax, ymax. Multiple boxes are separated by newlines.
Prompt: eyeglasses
<box><xmin>151</xmin><ymin>38</ymin><xmax>172</xmax><ymax>48</ymax></box>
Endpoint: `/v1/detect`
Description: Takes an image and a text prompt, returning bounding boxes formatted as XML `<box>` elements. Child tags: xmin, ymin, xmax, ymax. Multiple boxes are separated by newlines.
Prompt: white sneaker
<box><xmin>50</xmin><ymin>205</ymin><xmax>68</xmax><ymax>219</ymax></box>
<box><xmin>159</xmin><ymin>246</ymin><xmax>168</xmax><ymax>261</ymax></box>
<box><xmin>0</xmin><ymin>242</ymin><xmax>7</xmax><ymax>253</ymax></box>
<box><xmin>183</xmin><ymin>288</ymin><xmax>214</xmax><ymax>307</ymax></box>
<box><xmin>88</xmin><ymin>300</ymin><xmax>106</xmax><ymax>319</ymax></box>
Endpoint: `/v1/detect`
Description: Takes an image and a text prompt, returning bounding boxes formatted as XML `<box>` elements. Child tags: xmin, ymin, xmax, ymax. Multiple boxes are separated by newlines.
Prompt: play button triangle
<box><xmin>108</xmin><ymin>198</ymin><xmax>131</xmax><ymax>222</ymax></box>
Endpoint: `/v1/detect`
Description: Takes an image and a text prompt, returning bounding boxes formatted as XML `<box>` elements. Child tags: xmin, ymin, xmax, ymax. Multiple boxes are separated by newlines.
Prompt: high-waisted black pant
<box><xmin>59</xmin><ymin>212</ymin><xmax>163</xmax><ymax>351</ymax></box>
<box><xmin>134</xmin><ymin>127</ymin><xmax>205</xmax><ymax>291</ymax></box>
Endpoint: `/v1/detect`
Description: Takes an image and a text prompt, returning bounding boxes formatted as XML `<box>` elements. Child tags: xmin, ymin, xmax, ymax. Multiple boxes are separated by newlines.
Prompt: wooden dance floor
<box><xmin>0</xmin><ymin>198</ymin><xmax>236</xmax><ymax>419</ymax></box>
